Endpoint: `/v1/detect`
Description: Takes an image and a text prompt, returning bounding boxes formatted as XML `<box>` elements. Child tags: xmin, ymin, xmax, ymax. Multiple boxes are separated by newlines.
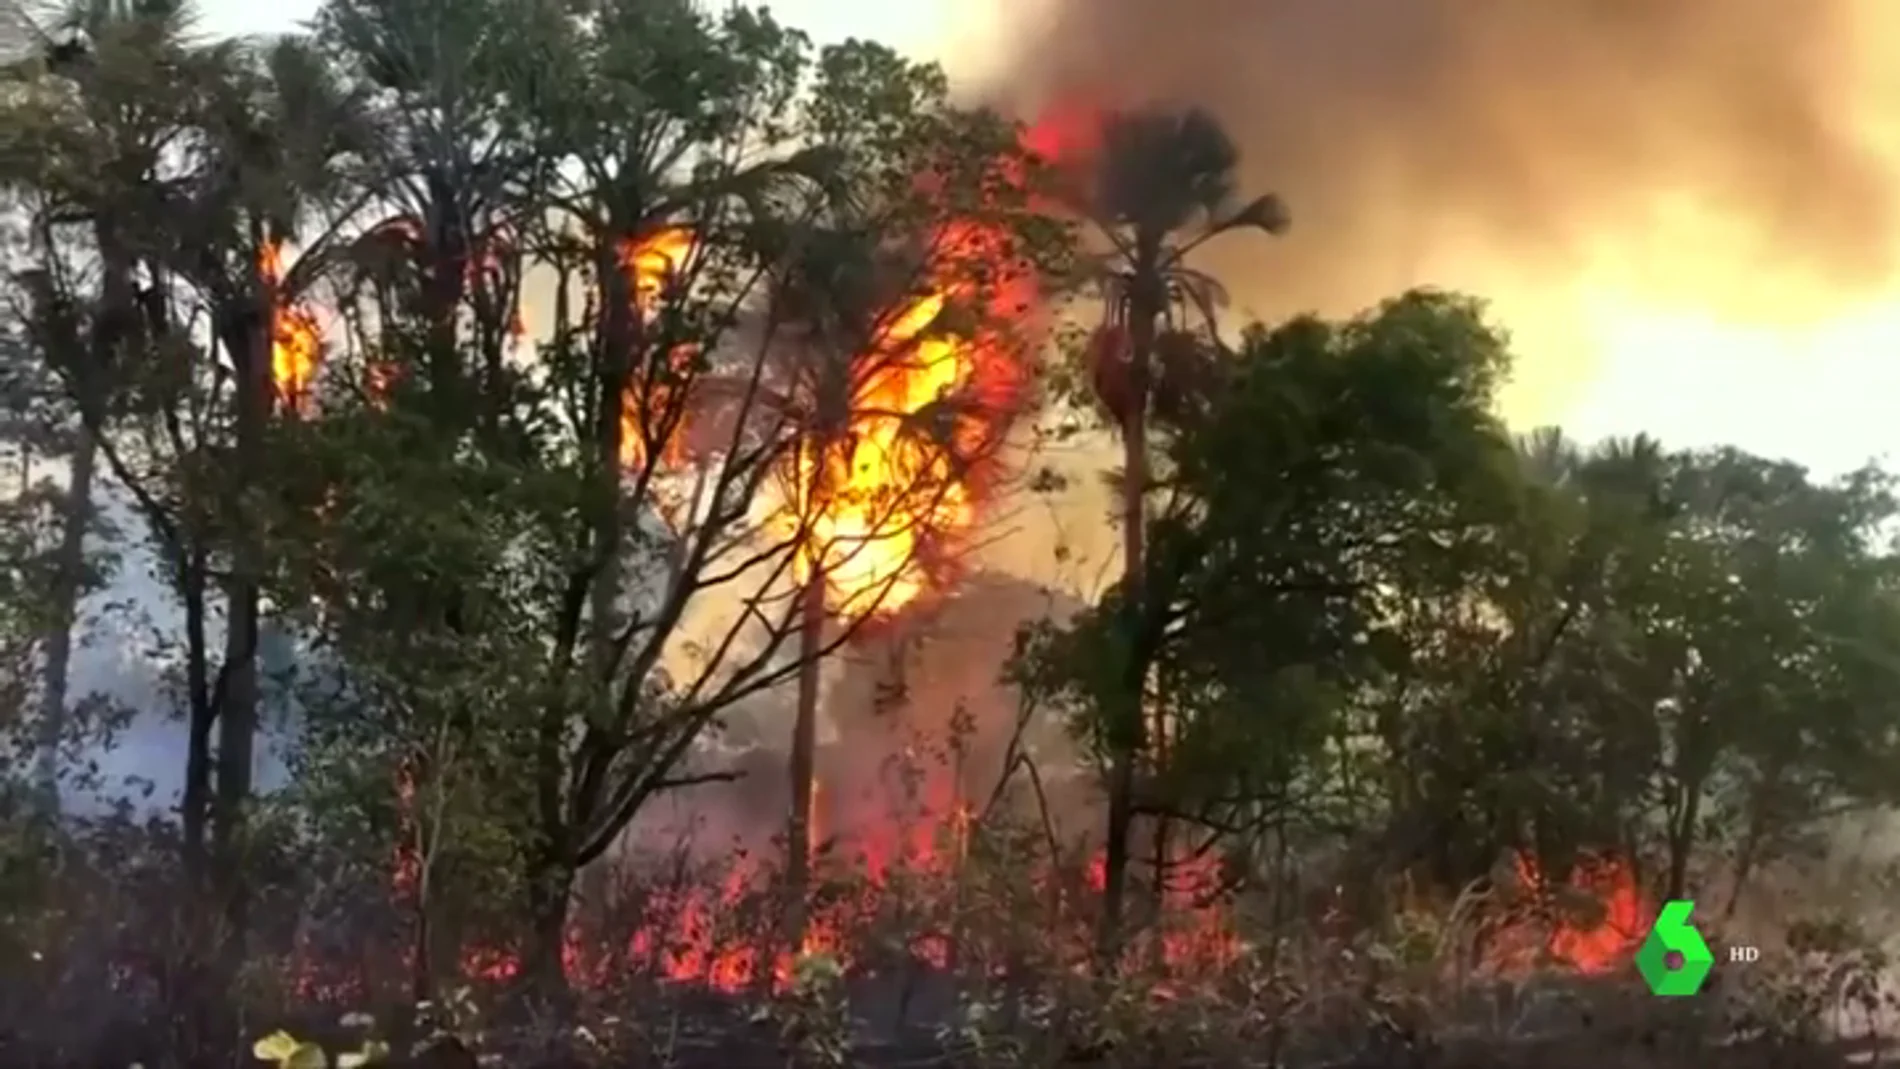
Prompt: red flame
<box><xmin>1491</xmin><ymin>851</ymin><xmax>1650</xmax><ymax>974</ymax></box>
<box><xmin>325</xmin><ymin>106</ymin><xmax>1238</xmax><ymax>1002</ymax></box>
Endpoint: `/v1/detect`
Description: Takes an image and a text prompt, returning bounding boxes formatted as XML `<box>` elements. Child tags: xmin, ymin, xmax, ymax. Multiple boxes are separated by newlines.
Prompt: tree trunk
<box><xmin>590</xmin><ymin>234</ymin><xmax>637</xmax><ymax>735</ymax></box>
<box><xmin>1723</xmin><ymin>764</ymin><xmax>1784</xmax><ymax>921</ymax></box>
<box><xmin>1096</xmin><ymin>260</ymin><xmax>1157</xmax><ymax>974</ymax></box>
<box><xmin>1148</xmin><ymin>699</ymin><xmax>1172</xmax><ymax>972</ymax></box>
<box><xmin>209</xmin><ymin>297</ymin><xmax>269</xmax><ymax>971</ymax></box>
<box><xmin>34</xmin><ymin>423</ymin><xmax>95</xmax><ymax>809</ymax></box>
<box><xmin>521</xmin><ymin>854</ymin><xmax>576</xmax><ymax>1011</ymax></box>
<box><xmin>180</xmin><ymin>550</ymin><xmax>214</xmax><ymax>883</ymax></box>
<box><xmin>785</xmin><ymin>568</ymin><xmax>826</xmax><ymax>954</ymax></box>
<box><xmin>1664</xmin><ymin>785</ymin><xmax>1700</xmax><ymax>903</ymax></box>
<box><xmin>411</xmin><ymin>891</ymin><xmax>435</xmax><ymax>1005</ymax></box>
<box><xmin>421</xmin><ymin>176</ymin><xmax>470</xmax><ymax>428</ymax></box>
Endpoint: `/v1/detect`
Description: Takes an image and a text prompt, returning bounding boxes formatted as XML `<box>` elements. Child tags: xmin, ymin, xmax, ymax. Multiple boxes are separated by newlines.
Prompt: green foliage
<box><xmin>1022</xmin><ymin>286</ymin><xmax>1900</xmax><ymax>911</ymax></box>
<box><xmin>1020</xmin><ymin>290</ymin><xmax>1520</xmax><ymax>852</ymax></box>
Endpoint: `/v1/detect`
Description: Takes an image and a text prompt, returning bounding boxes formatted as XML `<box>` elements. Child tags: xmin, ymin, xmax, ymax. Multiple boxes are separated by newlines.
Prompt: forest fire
<box><xmin>347</xmin><ymin>105</ymin><xmax>1259</xmax><ymax>1004</ymax></box>
<box><xmin>287</xmin><ymin>98</ymin><xmax>1266</xmax><ymax>1008</ymax></box>
<box><xmin>261</xmin><ymin>239</ymin><xmax>320</xmax><ymax>414</ymax></box>
<box><xmin>794</xmin><ymin>220</ymin><xmax>1035</xmax><ymax>615</ymax></box>
<box><xmin>617</xmin><ymin>227</ymin><xmax>697</xmax><ymax>470</ymax></box>
<box><xmin>617</xmin><ymin>212</ymin><xmax>1035</xmax><ymax>615</ymax></box>
<box><xmin>436</xmin><ymin>116</ymin><xmax>1098</xmax><ymax>996</ymax></box>
<box><xmin>1488</xmin><ymin>851</ymin><xmax>1650</xmax><ymax>975</ymax></box>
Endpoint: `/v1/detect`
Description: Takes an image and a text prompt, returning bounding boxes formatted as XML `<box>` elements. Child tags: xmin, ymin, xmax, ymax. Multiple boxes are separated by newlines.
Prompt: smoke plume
<box><xmin>984</xmin><ymin>0</ymin><xmax>1900</xmax><ymax>406</ymax></box>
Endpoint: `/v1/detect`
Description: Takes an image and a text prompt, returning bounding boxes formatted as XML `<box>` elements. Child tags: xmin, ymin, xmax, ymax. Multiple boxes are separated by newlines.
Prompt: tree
<box><xmin>0</xmin><ymin>5</ymin><xmax>373</xmax><ymax>1029</ymax></box>
<box><xmin>1062</xmin><ymin>104</ymin><xmax>1287</xmax><ymax>967</ymax></box>
<box><xmin>258</xmin><ymin>0</ymin><xmax>1065</xmax><ymax>1003</ymax></box>
<box><xmin>760</xmin><ymin>43</ymin><xmax>1060</xmax><ymax>954</ymax></box>
<box><xmin>1019</xmin><ymin>290</ymin><xmax>1516</xmax><ymax>955</ymax></box>
<box><xmin>1366</xmin><ymin>428</ymin><xmax>1900</xmax><ymax>925</ymax></box>
<box><xmin>0</xmin><ymin>0</ymin><xmax>163</xmax><ymax>816</ymax></box>
<box><xmin>0</xmin><ymin>0</ymin><xmax>202</xmax><ymax>822</ymax></box>
<box><xmin>1606</xmin><ymin>448</ymin><xmax>1900</xmax><ymax>903</ymax></box>
<box><xmin>152</xmin><ymin>27</ymin><xmax>367</xmax><ymax>966</ymax></box>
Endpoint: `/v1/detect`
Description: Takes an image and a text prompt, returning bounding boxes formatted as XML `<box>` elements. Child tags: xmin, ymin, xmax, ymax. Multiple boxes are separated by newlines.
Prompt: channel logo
<box><xmin>1635</xmin><ymin>899</ymin><xmax>1717</xmax><ymax>996</ymax></box>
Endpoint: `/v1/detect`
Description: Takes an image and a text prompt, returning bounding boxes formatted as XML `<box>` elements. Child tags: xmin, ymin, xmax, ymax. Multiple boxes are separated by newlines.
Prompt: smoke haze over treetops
<box><xmin>979</xmin><ymin>0</ymin><xmax>1900</xmax><ymax>428</ymax></box>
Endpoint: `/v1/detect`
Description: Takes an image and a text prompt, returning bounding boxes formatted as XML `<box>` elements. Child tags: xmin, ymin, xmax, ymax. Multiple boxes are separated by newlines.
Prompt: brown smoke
<box><xmin>989</xmin><ymin>0</ymin><xmax>1900</xmax><ymax>328</ymax></box>
<box><xmin>954</xmin><ymin>0</ymin><xmax>1900</xmax><ymax>584</ymax></box>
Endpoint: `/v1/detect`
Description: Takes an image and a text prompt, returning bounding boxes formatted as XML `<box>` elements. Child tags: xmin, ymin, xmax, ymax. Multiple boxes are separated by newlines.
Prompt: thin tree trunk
<box><xmin>34</xmin><ymin>424</ymin><xmax>95</xmax><ymax>809</ymax></box>
<box><xmin>591</xmin><ymin>235</ymin><xmax>638</xmax><ymax>728</ymax></box>
<box><xmin>785</xmin><ymin>414</ymin><xmax>837</xmax><ymax>960</ymax></box>
<box><xmin>1097</xmin><ymin>264</ymin><xmax>1157</xmax><ymax>974</ymax></box>
<box><xmin>211</xmin><ymin>301</ymin><xmax>268</xmax><ymax>969</ymax></box>
<box><xmin>786</xmin><ymin>566</ymin><xmax>826</xmax><ymax>954</ymax></box>
<box><xmin>1665</xmin><ymin>785</ymin><xmax>1700</xmax><ymax>904</ymax></box>
<box><xmin>1149</xmin><ymin>698</ymin><xmax>1172</xmax><ymax>972</ymax></box>
<box><xmin>522</xmin><ymin>852</ymin><xmax>576</xmax><ymax>1010</ymax></box>
<box><xmin>1723</xmin><ymin>765</ymin><xmax>1784</xmax><ymax>922</ymax></box>
<box><xmin>180</xmin><ymin>548</ymin><xmax>213</xmax><ymax>883</ymax></box>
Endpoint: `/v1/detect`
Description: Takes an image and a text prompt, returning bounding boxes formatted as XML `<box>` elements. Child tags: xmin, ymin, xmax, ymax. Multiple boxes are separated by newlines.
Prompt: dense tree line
<box><xmin>0</xmin><ymin>0</ymin><xmax>1896</xmax><ymax>1063</ymax></box>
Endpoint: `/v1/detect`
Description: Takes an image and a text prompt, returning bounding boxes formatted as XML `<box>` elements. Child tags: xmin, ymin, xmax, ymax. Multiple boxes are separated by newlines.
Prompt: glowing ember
<box><xmin>260</xmin><ymin>240</ymin><xmax>320</xmax><ymax>414</ymax></box>
<box><xmin>1084</xmin><ymin>849</ymin><xmax>1241</xmax><ymax>977</ymax></box>
<box><xmin>352</xmin><ymin>218</ymin><xmax>523</xmax><ymax>409</ymax></box>
<box><xmin>365</xmin><ymin>360</ymin><xmax>400</xmax><ymax>406</ymax></box>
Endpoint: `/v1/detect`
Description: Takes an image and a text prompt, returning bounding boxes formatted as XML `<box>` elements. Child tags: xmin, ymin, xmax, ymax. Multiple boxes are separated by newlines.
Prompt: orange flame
<box><xmin>617</xmin><ymin>228</ymin><xmax>698</xmax><ymax>470</ymax></box>
<box><xmin>378</xmin><ymin>130</ymin><xmax>1050</xmax><ymax>999</ymax></box>
<box><xmin>796</xmin><ymin>222</ymin><xmax>1033</xmax><ymax>616</ymax></box>
<box><xmin>615</xmin><ymin>214</ymin><xmax>1032</xmax><ymax>618</ymax></box>
<box><xmin>260</xmin><ymin>240</ymin><xmax>320</xmax><ymax>414</ymax></box>
<box><xmin>1491</xmin><ymin>851</ymin><xmax>1650</xmax><ymax>974</ymax></box>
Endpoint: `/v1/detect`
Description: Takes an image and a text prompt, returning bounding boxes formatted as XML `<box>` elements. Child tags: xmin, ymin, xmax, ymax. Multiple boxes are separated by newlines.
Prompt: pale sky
<box><xmin>194</xmin><ymin>0</ymin><xmax>1900</xmax><ymax>481</ymax></box>
<box><xmin>193</xmin><ymin>0</ymin><xmax>970</xmax><ymax>61</ymax></box>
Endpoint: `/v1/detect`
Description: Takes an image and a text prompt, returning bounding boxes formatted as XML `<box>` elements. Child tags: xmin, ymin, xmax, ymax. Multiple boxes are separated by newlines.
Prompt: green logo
<box><xmin>1635</xmin><ymin>899</ymin><xmax>1714</xmax><ymax>996</ymax></box>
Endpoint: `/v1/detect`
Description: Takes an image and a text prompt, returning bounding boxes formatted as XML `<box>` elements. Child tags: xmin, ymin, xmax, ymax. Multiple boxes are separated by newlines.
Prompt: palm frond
<box><xmin>1220</xmin><ymin>192</ymin><xmax>1289</xmax><ymax>236</ymax></box>
<box><xmin>1092</xmin><ymin>104</ymin><xmax>1240</xmax><ymax>235</ymax></box>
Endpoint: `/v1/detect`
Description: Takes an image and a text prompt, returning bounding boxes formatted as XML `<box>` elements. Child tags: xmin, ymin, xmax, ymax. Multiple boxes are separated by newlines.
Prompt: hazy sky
<box><xmin>193</xmin><ymin>0</ymin><xmax>965</xmax><ymax>60</ymax></box>
<box><xmin>192</xmin><ymin>0</ymin><xmax>1900</xmax><ymax>481</ymax></box>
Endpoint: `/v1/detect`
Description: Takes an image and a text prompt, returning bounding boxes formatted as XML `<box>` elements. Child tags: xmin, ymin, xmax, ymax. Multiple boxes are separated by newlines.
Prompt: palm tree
<box><xmin>770</xmin><ymin>221</ymin><xmax>968</xmax><ymax>958</ymax></box>
<box><xmin>154</xmin><ymin>26</ymin><xmax>367</xmax><ymax>967</ymax></box>
<box><xmin>1515</xmin><ymin>426</ymin><xmax>1584</xmax><ymax>488</ymax></box>
<box><xmin>1070</xmin><ymin>104</ymin><xmax>1286</xmax><ymax>969</ymax></box>
<box><xmin>316</xmin><ymin>0</ymin><xmax>542</xmax><ymax>432</ymax></box>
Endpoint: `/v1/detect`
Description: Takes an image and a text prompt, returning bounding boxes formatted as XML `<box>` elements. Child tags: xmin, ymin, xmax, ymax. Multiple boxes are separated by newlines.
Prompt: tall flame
<box><xmin>796</xmin><ymin>289</ymin><xmax>970</xmax><ymax>613</ymax></box>
<box><xmin>796</xmin><ymin>222</ymin><xmax>1032</xmax><ymax>616</ymax></box>
<box><xmin>260</xmin><ymin>240</ymin><xmax>320</xmax><ymax>414</ymax></box>
<box><xmin>616</xmin><ymin>220</ymin><xmax>1030</xmax><ymax>617</ymax></box>
<box><xmin>618</xmin><ymin>228</ymin><xmax>698</xmax><ymax>470</ymax></box>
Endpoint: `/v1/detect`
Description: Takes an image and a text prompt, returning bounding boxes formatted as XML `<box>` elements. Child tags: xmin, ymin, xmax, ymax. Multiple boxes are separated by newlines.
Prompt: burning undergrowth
<box><xmin>589</xmin><ymin>573</ymin><xmax>1102</xmax><ymax>991</ymax></box>
<box><xmin>304</xmin><ymin>98</ymin><xmax>1675</xmax><ymax>1012</ymax></box>
<box><xmin>437</xmin><ymin>569</ymin><xmax>1655</xmax><ymax>1007</ymax></box>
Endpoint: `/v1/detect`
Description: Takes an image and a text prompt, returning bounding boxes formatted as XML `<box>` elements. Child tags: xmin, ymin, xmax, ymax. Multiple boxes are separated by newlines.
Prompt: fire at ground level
<box><xmin>368</xmin><ymin>574</ymin><xmax>1657</xmax><ymax>997</ymax></box>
